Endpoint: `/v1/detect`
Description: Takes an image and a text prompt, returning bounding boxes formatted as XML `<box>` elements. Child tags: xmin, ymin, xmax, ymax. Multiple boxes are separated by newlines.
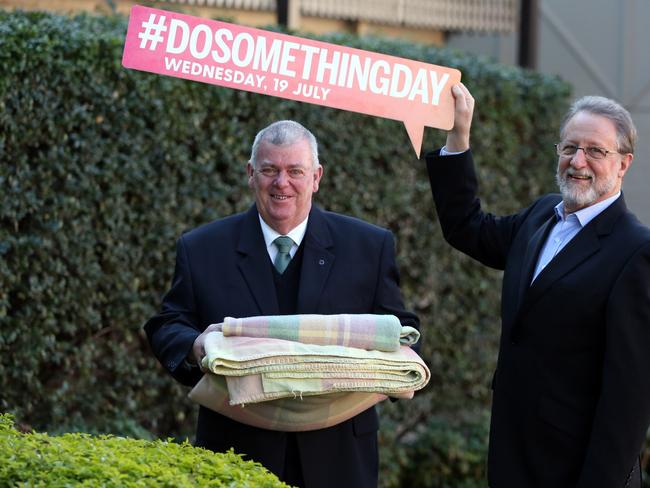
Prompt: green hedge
<box><xmin>0</xmin><ymin>414</ymin><xmax>287</xmax><ymax>486</ymax></box>
<box><xmin>0</xmin><ymin>9</ymin><xmax>573</xmax><ymax>485</ymax></box>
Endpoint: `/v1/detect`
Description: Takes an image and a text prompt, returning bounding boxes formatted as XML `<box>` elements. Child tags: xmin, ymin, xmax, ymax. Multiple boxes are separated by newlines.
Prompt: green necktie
<box><xmin>273</xmin><ymin>236</ymin><xmax>293</xmax><ymax>274</ymax></box>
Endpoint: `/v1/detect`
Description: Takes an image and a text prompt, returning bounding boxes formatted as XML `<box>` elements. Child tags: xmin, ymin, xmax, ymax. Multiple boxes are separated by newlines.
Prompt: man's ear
<box><xmin>247</xmin><ymin>162</ymin><xmax>255</xmax><ymax>188</ymax></box>
<box><xmin>312</xmin><ymin>165</ymin><xmax>324</xmax><ymax>193</ymax></box>
<box><xmin>619</xmin><ymin>153</ymin><xmax>633</xmax><ymax>178</ymax></box>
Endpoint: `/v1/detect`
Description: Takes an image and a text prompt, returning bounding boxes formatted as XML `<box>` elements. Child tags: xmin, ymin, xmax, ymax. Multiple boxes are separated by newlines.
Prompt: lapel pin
<box><xmin>319</xmin><ymin>259</ymin><xmax>325</xmax><ymax>266</ymax></box>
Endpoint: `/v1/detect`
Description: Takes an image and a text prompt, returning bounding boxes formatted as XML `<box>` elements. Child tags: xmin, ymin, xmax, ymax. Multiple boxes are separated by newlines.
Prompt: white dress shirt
<box><xmin>258</xmin><ymin>214</ymin><xmax>309</xmax><ymax>263</ymax></box>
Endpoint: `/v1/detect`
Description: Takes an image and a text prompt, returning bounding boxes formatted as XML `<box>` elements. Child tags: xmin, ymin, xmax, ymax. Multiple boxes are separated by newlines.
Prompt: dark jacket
<box><xmin>145</xmin><ymin>204</ymin><xmax>419</xmax><ymax>488</ymax></box>
<box><xmin>426</xmin><ymin>148</ymin><xmax>650</xmax><ymax>488</ymax></box>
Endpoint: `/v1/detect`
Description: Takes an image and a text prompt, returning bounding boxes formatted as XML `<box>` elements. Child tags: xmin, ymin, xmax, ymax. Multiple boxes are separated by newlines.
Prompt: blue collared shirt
<box><xmin>531</xmin><ymin>192</ymin><xmax>621</xmax><ymax>282</ymax></box>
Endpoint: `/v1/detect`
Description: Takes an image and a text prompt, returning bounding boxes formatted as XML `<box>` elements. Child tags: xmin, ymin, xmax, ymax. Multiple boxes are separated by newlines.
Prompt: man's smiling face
<box><xmin>247</xmin><ymin>138</ymin><xmax>323</xmax><ymax>235</ymax></box>
<box><xmin>556</xmin><ymin>111</ymin><xmax>631</xmax><ymax>213</ymax></box>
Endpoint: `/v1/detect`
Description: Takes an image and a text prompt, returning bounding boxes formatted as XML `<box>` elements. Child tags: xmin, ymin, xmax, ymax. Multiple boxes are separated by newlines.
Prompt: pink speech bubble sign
<box><xmin>122</xmin><ymin>5</ymin><xmax>460</xmax><ymax>157</ymax></box>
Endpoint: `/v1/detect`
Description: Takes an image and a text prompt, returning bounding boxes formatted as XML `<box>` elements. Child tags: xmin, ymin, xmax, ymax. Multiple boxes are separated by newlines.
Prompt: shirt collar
<box><xmin>554</xmin><ymin>191</ymin><xmax>621</xmax><ymax>227</ymax></box>
<box><xmin>258</xmin><ymin>214</ymin><xmax>309</xmax><ymax>249</ymax></box>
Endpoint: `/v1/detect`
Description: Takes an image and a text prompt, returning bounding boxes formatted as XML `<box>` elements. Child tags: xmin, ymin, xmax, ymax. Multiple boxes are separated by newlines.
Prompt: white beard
<box><xmin>556</xmin><ymin>164</ymin><xmax>618</xmax><ymax>211</ymax></box>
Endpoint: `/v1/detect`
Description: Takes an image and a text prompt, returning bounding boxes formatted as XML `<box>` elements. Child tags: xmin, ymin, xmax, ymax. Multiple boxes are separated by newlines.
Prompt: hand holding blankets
<box><xmin>221</xmin><ymin>313</ymin><xmax>420</xmax><ymax>352</ymax></box>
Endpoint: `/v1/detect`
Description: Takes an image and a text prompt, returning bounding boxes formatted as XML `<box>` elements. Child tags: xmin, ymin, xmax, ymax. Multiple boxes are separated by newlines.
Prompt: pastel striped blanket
<box><xmin>220</xmin><ymin>314</ymin><xmax>420</xmax><ymax>352</ymax></box>
<box><xmin>198</xmin><ymin>331</ymin><xmax>429</xmax><ymax>405</ymax></box>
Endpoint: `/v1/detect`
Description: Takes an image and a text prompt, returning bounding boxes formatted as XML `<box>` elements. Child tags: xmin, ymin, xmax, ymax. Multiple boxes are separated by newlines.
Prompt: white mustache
<box><xmin>565</xmin><ymin>168</ymin><xmax>594</xmax><ymax>179</ymax></box>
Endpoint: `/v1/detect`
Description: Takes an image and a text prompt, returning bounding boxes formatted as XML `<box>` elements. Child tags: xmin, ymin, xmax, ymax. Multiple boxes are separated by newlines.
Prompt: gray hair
<box><xmin>249</xmin><ymin>120</ymin><xmax>320</xmax><ymax>169</ymax></box>
<box><xmin>560</xmin><ymin>96</ymin><xmax>637</xmax><ymax>154</ymax></box>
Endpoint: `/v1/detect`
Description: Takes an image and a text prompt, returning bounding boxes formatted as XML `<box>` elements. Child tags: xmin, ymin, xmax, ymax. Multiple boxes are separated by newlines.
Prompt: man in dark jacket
<box><xmin>145</xmin><ymin>120</ymin><xmax>419</xmax><ymax>488</ymax></box>
<box><xmin>426</xmin><ymin>83</ymin><xmax>650</xmax><ymax>487</ymax></box>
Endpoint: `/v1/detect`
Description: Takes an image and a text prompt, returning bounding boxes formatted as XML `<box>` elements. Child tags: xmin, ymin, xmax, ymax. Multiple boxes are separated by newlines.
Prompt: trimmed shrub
<box><xmin>0</xmin><ymin>9</ymin><xmax>576</xmax><ymax>485</ymax></box>
<box><xmin>0</xmin><ymin>413</ymin><xmax>288</xmax><ymax>487</ymax></box>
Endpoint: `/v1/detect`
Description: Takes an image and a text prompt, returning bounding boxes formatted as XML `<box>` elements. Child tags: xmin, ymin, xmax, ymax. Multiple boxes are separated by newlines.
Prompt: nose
<box><xmin>570</xmin><ymin>148</ymin><xmax>588</xmax><ymax>168</ymax></box>
<box><xmin>273</xmin><ymin>170</ymin><xmax>290</xmax><ymax>187</ymax></box>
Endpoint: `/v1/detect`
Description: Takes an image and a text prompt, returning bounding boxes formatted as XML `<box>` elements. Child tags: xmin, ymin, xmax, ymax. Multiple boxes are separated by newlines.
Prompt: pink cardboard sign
<box><xmin>122</xmin><ymin>5</ymin><xmax>461</xmax><ymax>157</ymax></box>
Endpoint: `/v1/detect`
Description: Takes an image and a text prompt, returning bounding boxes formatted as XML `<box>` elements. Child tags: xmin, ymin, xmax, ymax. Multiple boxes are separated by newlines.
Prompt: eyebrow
<box><xmin>259</xmin><ymin>162</ymin><xmax>308</xmax><ymax>168</ymax></box>
<box><xmin>562</xmin><ymin>139</ymin><xmax>608</xmax><ymax>147</ymax></box>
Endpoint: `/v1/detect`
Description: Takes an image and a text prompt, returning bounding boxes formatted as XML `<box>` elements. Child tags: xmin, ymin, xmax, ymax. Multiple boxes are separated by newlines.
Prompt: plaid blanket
<box><xmin>220</xmin><ymin>314</ymin><xmax>420</xmax><ymax>352</ymax></box>
<box><xmin>199</xmin><ymin>331</ymin><xmax>429</xmax><ymax>405</ymax></box>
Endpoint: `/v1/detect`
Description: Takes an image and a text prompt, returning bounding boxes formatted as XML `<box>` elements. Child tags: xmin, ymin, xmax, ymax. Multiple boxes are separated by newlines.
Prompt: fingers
<box><xmin>446</xmin><ymin>82</ymin><xmax>474</xmax><ymax>152</ymax></box>
<box><xmin>193</xmin><ymin>323</ymin><xmax>223</xmax><ymax>372</ymax></box>
<box><xmin>451</xmin><ymin>83</ymin><xmax>475</xmax><ymax>124</ymax></box>
<box><xmin>192</xmin><ymin>333</ymin><xmax>208</xmax><ymax>371</ymax></box>
<box><xmin>452</xmin><ymin>82</ymin><xmax>474</xmax><ymax>110</ymax></box>
<box><xmin>198</xmin><ymin>352</ymin><xmax>207</xmax><ymax>372</ymax></box>
<box><xmin>204</xmin><ymin>322</ymin><xmax>223</xmax><ymax>333</ymax></box>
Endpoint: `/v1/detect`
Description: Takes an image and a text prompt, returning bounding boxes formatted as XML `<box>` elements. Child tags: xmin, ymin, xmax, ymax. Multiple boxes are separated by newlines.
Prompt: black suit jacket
<box><xmin>145</xmin><ymin>204</ymin><xmax>419</xmax><ymax>488</ymax></box>
<box><xmin>426</xmin><ymin>149</ymin><xmax>650</xmax><ymax>488</ymax></box>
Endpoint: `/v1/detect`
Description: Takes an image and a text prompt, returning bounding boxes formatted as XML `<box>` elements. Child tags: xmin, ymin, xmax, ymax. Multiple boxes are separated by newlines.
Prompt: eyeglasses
<box><xmin>555</xmin><ymin>143</ymin><xmax>621</xmax><ymax>160</ymax></box>
<box><xmin>256</xmin><ymin>166</ymin><xmax>311</xmax><ymax>180</ymax></box>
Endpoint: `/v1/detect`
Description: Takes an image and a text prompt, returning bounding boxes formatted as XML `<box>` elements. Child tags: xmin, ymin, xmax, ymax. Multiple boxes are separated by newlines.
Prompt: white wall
<box><xmin>447</xmin><ymin>0</ymin><xmax>650</xmax><ymax>225</ymax></box>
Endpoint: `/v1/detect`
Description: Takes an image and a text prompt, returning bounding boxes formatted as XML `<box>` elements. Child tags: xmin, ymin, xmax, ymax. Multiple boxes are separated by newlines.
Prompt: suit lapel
<box><xmin>297</xmin><ymin>206</ymin><xmax>334</xmax><ymax>313</ymax></box>
<box><xmin>525</xmin><ymin>226</ymin><xmax>600</xmax><ymax>304</ymax></box>
<box><xmin>517</xmin><ymin>195</ymin><xmax>626</xmax><ymax>319</ymax></box>
<box><xmin>236</xmin><ymin>205</ymin><xmax>280</xmax><ymax>316</ymax></box>
<box><xmin>515</xmin><ymin>214</ymin><xmax>556</xmax><ymax>312</ymax></box>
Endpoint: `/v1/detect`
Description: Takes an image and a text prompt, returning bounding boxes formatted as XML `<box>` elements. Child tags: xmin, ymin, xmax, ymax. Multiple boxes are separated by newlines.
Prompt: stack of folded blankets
<box><xmin>189</xmin><ymin>314</ymin><xmax>430</xmax><ymax>431</ymax></box>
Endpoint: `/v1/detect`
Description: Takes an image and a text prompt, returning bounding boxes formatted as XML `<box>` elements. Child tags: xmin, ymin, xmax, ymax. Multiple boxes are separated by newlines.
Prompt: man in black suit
<box><xmin>426</xmin><ymin>83</ymin><xmax>650</xmax><ymax>487</ymax></box>
<box><xmin>145</xmin><ymin>120</ymin><xmax>418</xmax><ymax>487</ymax></box>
